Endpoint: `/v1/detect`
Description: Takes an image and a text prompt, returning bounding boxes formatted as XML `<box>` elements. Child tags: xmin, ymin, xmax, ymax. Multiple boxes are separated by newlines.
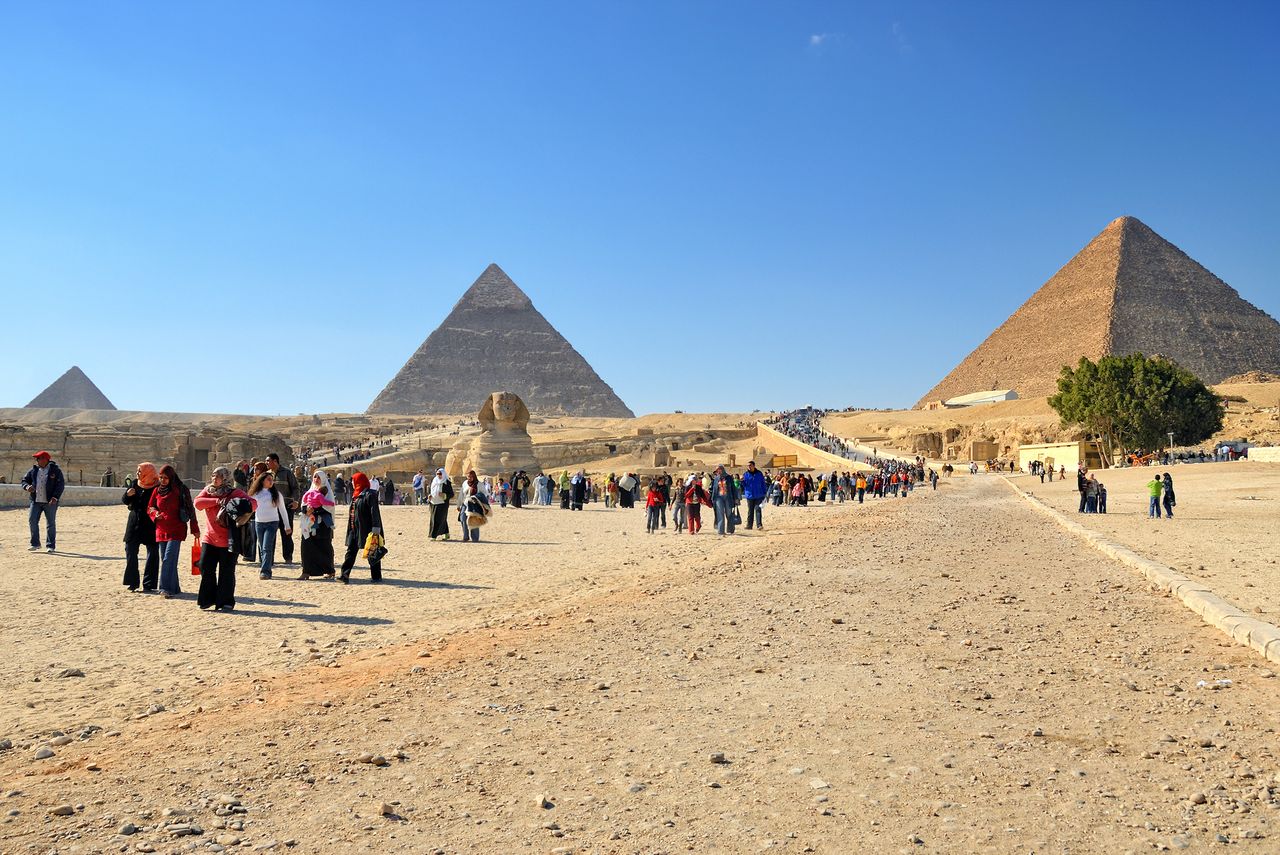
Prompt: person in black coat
<box><xmin>122</xmin><ymin>462</ymin><xmax>160</xmax><ymax>591</ymax></box>
<box><xmin>340</xmin><ymin>472</ymin><xmax>383</xmax><ymax>584</ymax></box>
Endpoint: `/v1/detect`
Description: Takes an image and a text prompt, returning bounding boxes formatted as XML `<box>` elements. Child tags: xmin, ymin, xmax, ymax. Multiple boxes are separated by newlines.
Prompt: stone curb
<box><xmin>1002</xmin><ymin>478</ymin><xmax>1280</xmax><ymax>666</ymax></box>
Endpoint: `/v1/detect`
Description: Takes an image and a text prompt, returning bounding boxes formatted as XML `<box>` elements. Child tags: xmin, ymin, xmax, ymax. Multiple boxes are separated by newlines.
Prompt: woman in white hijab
<box><xmin>298</xmin><ymin>469</ymin><xmax>337</xmax><ymax>579</ymax></box>
<box><xmin>427</xmin><ymin>468</ymin><xmax>454</xmax><ymax>541</ymax></box>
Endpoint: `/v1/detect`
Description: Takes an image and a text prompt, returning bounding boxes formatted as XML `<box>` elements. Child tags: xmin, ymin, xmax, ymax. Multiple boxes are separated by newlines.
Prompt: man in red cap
<box><xmin>21</xmin><ymin>451</ymin><xmax>65</xmax><ymax>552</ymax></box>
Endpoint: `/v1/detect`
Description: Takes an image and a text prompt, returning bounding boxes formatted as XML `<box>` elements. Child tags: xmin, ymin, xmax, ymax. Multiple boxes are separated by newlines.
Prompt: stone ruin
<box><xmin>444</xmin><ymin>391</ymin><xmax>542</xmax><ymax>479</ymax></box>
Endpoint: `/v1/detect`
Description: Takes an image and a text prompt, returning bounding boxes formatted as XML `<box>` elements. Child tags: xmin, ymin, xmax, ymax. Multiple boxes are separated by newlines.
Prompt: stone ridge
<box><xmin>917</xmin><ymin>217</ymin><xmax>1280</xmax><ymax>406</ymax></box>
<box><xmin>25</xmin><ymin>366</ymin><xmax>116</xmax><ymax>410</ymax></box>
<box><xmin>367</xmin><ymin>265</ymin><xmax>635</xmax><ymax>417</ymax></box>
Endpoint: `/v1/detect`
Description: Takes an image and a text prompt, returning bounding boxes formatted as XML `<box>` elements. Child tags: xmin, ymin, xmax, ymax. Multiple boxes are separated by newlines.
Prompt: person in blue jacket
<box><xmin>21</xmin><ymin>451</ymin><xmax>66</xmax><ymax>552</ymax></box>
<box><xmin>739</xmin><ymin>460</ymin><xmax>768</xmax><ymax>531</ymax></box>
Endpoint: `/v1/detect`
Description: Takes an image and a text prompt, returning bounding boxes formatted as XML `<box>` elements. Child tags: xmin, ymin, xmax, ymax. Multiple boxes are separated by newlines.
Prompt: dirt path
<box><xmin>2</xmin><ymin>477</ymin><xmax>1277</xmax><ymax>854</ymax></box>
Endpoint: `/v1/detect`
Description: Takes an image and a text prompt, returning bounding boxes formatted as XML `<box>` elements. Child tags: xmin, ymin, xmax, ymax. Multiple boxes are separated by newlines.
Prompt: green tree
<box><xmin>1049</xmin><ymin>354</ymin><xmax>1224</xmax><ymax>461</ymax></box>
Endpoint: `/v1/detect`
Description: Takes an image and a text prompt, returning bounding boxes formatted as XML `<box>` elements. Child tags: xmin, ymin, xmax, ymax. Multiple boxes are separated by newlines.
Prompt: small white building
<box><xmin>943</xmin><ymin>389</ymin><xmax>1019</xmax><ymax>408</ymax></box>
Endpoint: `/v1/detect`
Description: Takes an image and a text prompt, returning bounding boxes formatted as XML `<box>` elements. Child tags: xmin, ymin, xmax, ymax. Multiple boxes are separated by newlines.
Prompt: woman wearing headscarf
<box><xmin>299</xmin><ymin>470</ymin><xmax>336</xmax><ymax>579</ymax></box>
<box><xmin>148</xmin><ymin>464</ymin><xmax>199</xmax><ymax>598</ymax></box>
<box><xmin>192</xmin><ymin>466</ymin><xmax>255</xmax><ymax>611</ymax></box>
<box><xmin>427</xmin><ymin>468</ymin><xmax>454</xmax><ymax>540</ymax></box>
<box><xmin>570</xmin><ymin>470</ymin><xmax>586</xmax><ymax>511</ymax></box>
<box><xmin>341</xmin><ymin>471</ymin><xmax>383</xmax><ymax>583</ymax></box>
<box><xmin>122</xmin><ymin>462</ymin><xmax>160</xmax><ymax>592</ymax></box>
<box><xmin>558</xmin><ymin>471</ymin><xmax>571</xmax><ymax>509</ymax></box>
<box><xmin>1161</xmin><ymin>472</ymin><xmax>1176</xmax><ymax>518</ymax></box>
<box><xmin>459</xmin><ymin>469</ymin><xmax>491</xmax><ymax>543</ymax></box>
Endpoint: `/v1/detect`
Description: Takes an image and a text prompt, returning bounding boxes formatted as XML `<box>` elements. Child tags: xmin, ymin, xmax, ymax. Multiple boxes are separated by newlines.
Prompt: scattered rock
<box><xmin>119</xmin><ymin>822</ymin><xmax>137</xmax><ymax>835</ymax></box>
<box><xmin>535</xmin><ymin>794</ymin><xmax>554</xmax><ymax>809</ymax></box>
<box><xmin>50</xmin><ymin>735</ymin><xmax>73</xmax><ymax>746</ymax></box>
<box><xmin>809</xmin><ymin>779</ymin><xmax>830</xmax><ymax>790</ymax></box>
<box><xmin>709</xmin><ymin>752</ymin><xmax>728</xmax><ymax>764</ymax></box>
<box><xmin>0</xmin><ymin>739</ymin><xmax>12</xmax><ymax>751</ymax></box>
<box><xmin>49</xmin><ymin>804</ymin><xmax>75</xmax><ymax>816</ymax></box>
<box><xmin>56</xmin><ymin>668</ymin><xmax>85</xmax><ymax>678</ymax></box>
<box><xmin>34</xmin><ymin>747</ymin><xmax>54</xmax><ymax>760</ymax></box>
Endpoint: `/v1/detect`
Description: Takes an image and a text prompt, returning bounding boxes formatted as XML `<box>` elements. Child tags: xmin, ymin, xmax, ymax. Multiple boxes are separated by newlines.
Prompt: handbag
<box><xmin>191</xmin><ymin>541</ymin><xmax>202</xmax><ymax>575</ymax></box>
<box><xmin>363</xmin><ymin>532</ymin><xmax>388</xmax><ymax>561</ymax></box>
<box><xmin>731</xmin><ymin>507</ymin><xmax>742</xmax><ymax>526</ymax></box>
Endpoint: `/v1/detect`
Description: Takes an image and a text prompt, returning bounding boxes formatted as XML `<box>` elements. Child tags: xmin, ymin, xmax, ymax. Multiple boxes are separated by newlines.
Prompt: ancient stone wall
<box><xmin>0</xmin><ymin>424</ymin><xmax>292</xmax><ymax>485</ymax></box>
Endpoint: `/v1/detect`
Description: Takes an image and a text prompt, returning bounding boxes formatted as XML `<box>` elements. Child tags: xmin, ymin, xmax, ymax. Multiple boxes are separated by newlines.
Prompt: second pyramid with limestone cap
<box><xmin>917</xmin><ymin>216</ymin><xmax>1280</xmax><ymax>405</ymax></box>
<box><xmin>368</xmin><ymin>264</ymin><xmax>634</xmax><ymax>417</ymax></box>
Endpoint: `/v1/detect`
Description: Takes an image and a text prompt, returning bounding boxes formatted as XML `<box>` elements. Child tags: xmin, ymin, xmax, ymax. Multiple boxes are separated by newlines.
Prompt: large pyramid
<box><xmin>368</xmin><ymin>264</ymin><xmax>634</xmax><ymax>417</ymax></box>
<box><xmin>25</xmin><ymin>366</ymin><xmax>117</xmax><ymax>409</ymax></box>
<box><xmin>917</xmin><ymin>216</ymin><xmax>1280</xmax><ymax>405</ymax></box>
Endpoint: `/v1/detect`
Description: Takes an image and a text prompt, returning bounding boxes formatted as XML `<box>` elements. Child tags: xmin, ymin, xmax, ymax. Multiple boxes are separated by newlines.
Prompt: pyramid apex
<box><xmin>454</xmin><ymin>263</ymin><xmax>532</xmax><ymax>312</ymax></box>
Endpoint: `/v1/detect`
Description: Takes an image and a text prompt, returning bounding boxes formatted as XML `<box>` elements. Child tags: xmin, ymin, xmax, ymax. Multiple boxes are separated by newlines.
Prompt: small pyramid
<box><xmin>25</xmin><ymin>366</ymin><xmax>117</xmax><ymax>410</ymax></box>
<box><xmin>368</xmin><ymin>264</ymin><xmax>634</xmax><ymax>417</ymax></box>
<box><xmin>917</xmin><ymin>217</ymin><xmax>1280</xmax><ymax>405</ymax></box>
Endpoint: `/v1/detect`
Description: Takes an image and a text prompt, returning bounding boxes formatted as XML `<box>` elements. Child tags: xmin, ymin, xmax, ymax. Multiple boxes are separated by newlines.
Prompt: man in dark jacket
<box><xmin>21</xmin><ymin>451</ymin><xmax>65</xmax><ymax>552</ymax></box>
<box><xmin>1077</xmin><ymin>467</ymin><xmax>1088</xmax><ymax>513</ymax></box>
<box><xmin>266</xmin><ymin>453</ymin><xmax>300</xmax><ymax>564</ymax></box>
<box><xmin>739</xmin><ymin>460</ymin><xmax>767</xmax><ymax>530</ymax></box>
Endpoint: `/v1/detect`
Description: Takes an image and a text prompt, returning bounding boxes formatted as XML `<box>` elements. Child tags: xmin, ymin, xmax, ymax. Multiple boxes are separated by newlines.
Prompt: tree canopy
<box><xmin>1048</xmin><ymin>354</ymin><xmax>1224</xmax><ymax>456</ymax></box>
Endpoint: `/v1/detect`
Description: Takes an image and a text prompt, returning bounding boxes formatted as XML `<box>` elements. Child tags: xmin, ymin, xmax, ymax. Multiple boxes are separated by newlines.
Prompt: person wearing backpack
<box><xmin>192</xmin><ymin>466</ymin><xmax>255</xmax><ymax>610</ymax></box>
<box><xmin>148</xmin><ymin>464</ymin><xmax>199</xmax><ymax>598</ymax></box>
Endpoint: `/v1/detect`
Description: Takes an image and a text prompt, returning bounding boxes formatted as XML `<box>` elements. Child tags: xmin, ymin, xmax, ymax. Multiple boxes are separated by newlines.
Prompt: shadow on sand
<box><xmin>222</xmin><ymin>609</ymin><xmax>394</xmax><ymax>626</ymax></box>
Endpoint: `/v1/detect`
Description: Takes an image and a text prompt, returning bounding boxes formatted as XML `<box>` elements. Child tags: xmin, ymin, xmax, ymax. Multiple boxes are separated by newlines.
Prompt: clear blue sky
<box><xmin>2</xmin><ymin>2</ymin><xmax>1277</xmax><ymax>415</ymax></box>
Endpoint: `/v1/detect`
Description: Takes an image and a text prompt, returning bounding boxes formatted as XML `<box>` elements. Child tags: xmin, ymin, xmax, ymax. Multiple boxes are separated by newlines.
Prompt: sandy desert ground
<box><xmin>1017</xmin><ymin>462</ymin><xmax>1280</xmax><ymax>624</ymax></box>
<box><xmin>1</xmin><ymin>475</ymin><xmax>1278</xmax><ymax>854</ymax></box>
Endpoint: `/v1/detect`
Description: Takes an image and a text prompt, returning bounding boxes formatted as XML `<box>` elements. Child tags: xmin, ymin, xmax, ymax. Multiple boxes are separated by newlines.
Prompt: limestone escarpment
<box><xmin>368</xmin><ymin>264</ymin><xmax>634</xmax><ymax>418</ymax></box>
<box><xmin>918</xmin><ymin>217</ymin><xmax>1280</xmax><ymax>406</ymax></box>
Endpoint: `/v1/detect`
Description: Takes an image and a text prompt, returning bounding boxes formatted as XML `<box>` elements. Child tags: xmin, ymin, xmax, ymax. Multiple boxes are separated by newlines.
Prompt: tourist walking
<box><xmin>1161</xmin><ymin>472</ymin><xmax>1176</xmax><ymax>518</ymax></box>
<box><xmin>22</xmin><ymin>451</ymin><xmax>65</xmax><ymax>552</ymax></box>
<box><xmin>193</xmin><ymin>466</ymin><xmax>254</xmax><ymax>611</ymax></box>
<box><xmin>248</xmin><ymin>470</ymin><xmax>292</xmax><ymax>580</ymax></box>
<box><xmin>298</xmin><ymin>470</ymin><xmax>336</xmax><ymax>579</ymax></box>
<box><xmin>683</xmin><ymin>476</ymin><xmax>711</xmax><ymax>535</ymax></box>
<box><xmin>570</xmin><ymin>470</ymin><xmax>586</xmax><ymax>511</ymax></box>
<box><xmin>740</xmin><ymin>460</ymin><xmax>766</xmax><ymax>530</ymax></box>
<box><xmin>121</xmin><ymin>462</ymin><xmax>160</xmax><ymax>592</ymax></box>
<box><xmin>459</xmin><ymin>470</ymin><xmax>491</xmax><ymax>543</ymax></box>
<box><xmin>1146</xmin><ymin>474</ymin><xmax>1164</xmax><ymax>519</ymax></box>
<box><xmin>266</xmin><ymin>453</ymin><xmax>300</xmax><ymax>565</ymax></box>
<box><xmin>645</xmin><ymin>480</ymin><xmax>664</xmax><ymax>533</ymax></box>
<box><xmin>427</xmin><ymin>468</ymin><xmax>454</xmax><ymax>540</ymax></box>
<box><xmin>711</xmin><ymin>465</ymin><xmax>739</xmax><ymax>535</ymax></box>
<box><xmin>413</xmin><ymin>469</ymin><xmax>425</xmax><ymax>505</ymax></box>
<box><xmin>147</xmin><ymin>464</ymin><xmax>198</xmax><ymax>598</ymax></box>
<box><xmin>340</xmin><ymin>472</ymin><xmax>383</xmax><ymax>583</ymax></box>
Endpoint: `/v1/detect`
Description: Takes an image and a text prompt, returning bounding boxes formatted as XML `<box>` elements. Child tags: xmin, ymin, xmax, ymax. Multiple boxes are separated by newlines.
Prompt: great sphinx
<box><xmin>444</xmin><ymin>391</ymin><xmax>542</xmax><ymax>479</ymax></box>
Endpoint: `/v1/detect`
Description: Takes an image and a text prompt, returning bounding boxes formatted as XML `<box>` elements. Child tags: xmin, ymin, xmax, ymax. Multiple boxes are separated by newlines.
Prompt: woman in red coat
<box><xmin>147</xmin><ymin>464</ymin><xmax>199</xmax><ymax>598</ymax></box>
<box><xmin>192</xmin><ymin>466</ymin><xmax>254</xmax><ymax>611</ymax></box>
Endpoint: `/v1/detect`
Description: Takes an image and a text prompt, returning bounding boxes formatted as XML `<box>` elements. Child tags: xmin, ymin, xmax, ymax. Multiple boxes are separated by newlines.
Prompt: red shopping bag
<box><xmin>191</xmin><ymin>541</ymin><xmax>202</xmax><ymax>575</ymax></box>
